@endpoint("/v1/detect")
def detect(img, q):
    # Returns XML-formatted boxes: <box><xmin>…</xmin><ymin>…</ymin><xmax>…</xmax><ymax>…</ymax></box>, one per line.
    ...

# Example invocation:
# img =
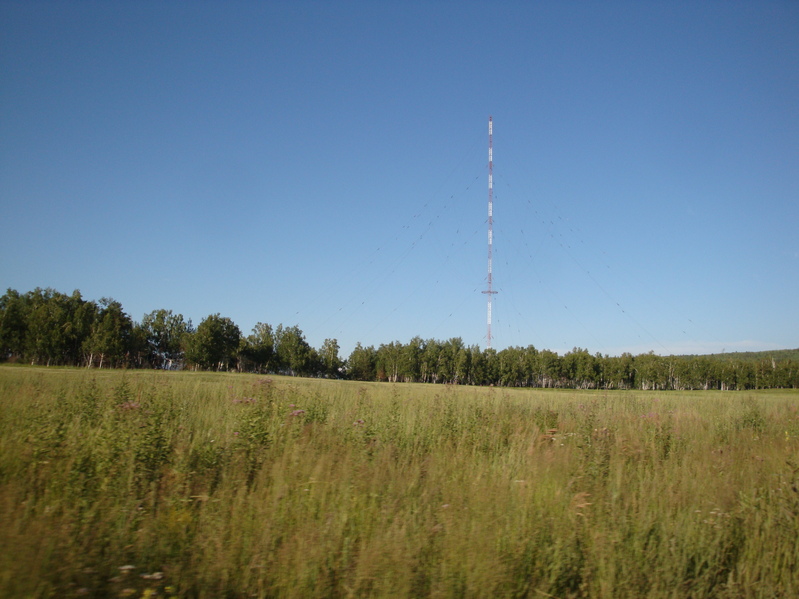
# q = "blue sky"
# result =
<box><xmin>1</xmin><ymin>1</ymin><xmax>797</xmax><ymax>358</ymax></box>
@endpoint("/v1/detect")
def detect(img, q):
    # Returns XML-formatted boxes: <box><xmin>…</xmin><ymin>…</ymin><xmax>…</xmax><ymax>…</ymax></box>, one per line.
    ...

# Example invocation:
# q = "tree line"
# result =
<box><xmin>0</xmin><ymin>288</ymin><xmax>340</xmax><ymax>376</ymax></box>
<box><xmin>1</xmin><ymin>288</ymin><xmax>796</xmax><ymax>390</ymax></box>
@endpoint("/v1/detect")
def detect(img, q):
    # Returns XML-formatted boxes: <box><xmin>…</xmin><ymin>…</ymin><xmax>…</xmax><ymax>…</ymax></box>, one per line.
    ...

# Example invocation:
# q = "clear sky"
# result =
<box><xmin>1</xmin><ymin>1</ymin><xmax>797</xmax><ymax>358</ymax></box>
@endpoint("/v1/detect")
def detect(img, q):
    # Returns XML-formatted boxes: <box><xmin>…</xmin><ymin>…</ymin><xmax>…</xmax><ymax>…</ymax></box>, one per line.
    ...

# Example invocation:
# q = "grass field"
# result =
<box><xmin>1</xmin><ymin>366</ymin><xmax>798</xmax><ymax>598</ymax></box>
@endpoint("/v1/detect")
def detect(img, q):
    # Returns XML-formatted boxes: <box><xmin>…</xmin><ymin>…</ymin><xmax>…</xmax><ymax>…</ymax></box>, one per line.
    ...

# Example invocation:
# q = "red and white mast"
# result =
<box><xmin>483</xmin><ymin>116</ymin><xmax>497</xmax><ymax>349</ymax></box>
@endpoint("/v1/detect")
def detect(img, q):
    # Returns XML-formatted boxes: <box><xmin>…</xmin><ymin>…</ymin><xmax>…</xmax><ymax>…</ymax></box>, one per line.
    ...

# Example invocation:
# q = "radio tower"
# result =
<box><xmin>482</xmin><ymin>116</ymin><xmax>497</xmax><ymax>349</ymax></box>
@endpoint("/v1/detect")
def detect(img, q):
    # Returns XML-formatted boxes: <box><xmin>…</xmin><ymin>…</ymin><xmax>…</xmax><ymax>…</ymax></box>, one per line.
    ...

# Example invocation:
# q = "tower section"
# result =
<box><xmin>482</xmin><ymin>116</ymin><xmax>497</xmax><ymax>349</ymax></box>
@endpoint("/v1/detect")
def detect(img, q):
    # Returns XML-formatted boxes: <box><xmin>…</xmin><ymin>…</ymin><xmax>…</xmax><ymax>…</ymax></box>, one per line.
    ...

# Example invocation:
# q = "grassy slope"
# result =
<box><xmin>677</xmin><ymin>348</ymin><xmax>799</xmax><ymax>362</ymax></box>
<box><xmin>1</xmin><ymin>366</ymin><xmax>798</xmax><ymax>598</ymax></box>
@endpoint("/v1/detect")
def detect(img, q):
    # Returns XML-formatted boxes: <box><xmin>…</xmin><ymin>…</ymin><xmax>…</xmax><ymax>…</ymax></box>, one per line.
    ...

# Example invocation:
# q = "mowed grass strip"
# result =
<box><xmin>1</xmin><ymin>366</ymin><xmax>798</xmax><ymax>598</ymax></box>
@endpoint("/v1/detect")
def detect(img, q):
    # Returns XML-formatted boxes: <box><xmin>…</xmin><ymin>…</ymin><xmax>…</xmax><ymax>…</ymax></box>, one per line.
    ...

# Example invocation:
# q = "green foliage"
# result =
<box><xmin>2</xmin><ymin>287</ymin><xmax>798</xmax><ymax>390</ymax></box>
<box><xmin>347</xmin><ymin>342</ymin><xmax>377</xmax><ymax>381</ymax></box>
<box><xmin>140</xmin><ymin>309</ymin><xmax>189</xmax><ymax>368</ymax></box>
<box><xmin>273</xmin><ymin>324</ymin><xmax>318</xmax><ymax>376</ymax></box>
<box><xmin>241</xmin><ymin>322</ymin><xmax>276</xmax><ymax>373</ymax></box>
<box><xmin>319</xmin><ymin>338</ymin><xmax>343</xmax><ymax>378</ymax></box>
<box><xmin>702</xmin><ymin>348</ymin><xmax>799</xmax><ymax>363</ymax></box>
<box><xmin>85</xmin><ymin>298</ymin><xmax>134</xmax><ymax>368</ymax></box>
<box><xmin>185</xmin><ymin>313</ymin><xmax>241</xmax><ymax>371</ymax></box>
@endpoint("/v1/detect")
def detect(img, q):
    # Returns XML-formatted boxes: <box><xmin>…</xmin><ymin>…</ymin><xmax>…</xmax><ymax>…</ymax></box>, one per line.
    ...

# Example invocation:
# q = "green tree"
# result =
<box><xmin>520</xmin><ymin>345</ymin><xmax>539</xmax><ymax>387</ymax></box>
<box><xmin>86</xmin><ymin>298</ymin><xmax>133</xmax><ymax>368</ymax></box>
<box><xmin>604</xmin><ymin>353</ymin><xmax>634</xmax><ymax>389</ymax></box>
<box><xmin>274</xmin><ymin>324</ymin><xmax>314</xmax><ymax>376</ymax></box>
<box><xmin>376</xmin><ymin>341</ymin><xmax>402</xmax><ymax>382</ymax></box>
<box><xmin>140</xmin><ymin>309</ymin><xmax>189</xmax><ymax>368</ymax></box>
<box><xmin>538</xmin><ymin>349</ymin><xmax>561</xmax><ymax>388</ymax></box>
<box><xmin>437</xmin><ymin>338</ymin><xmax>466</xmax><ymax>384</ymax></box>
<box><xmin>420</xmin><ymin>339</ymin><xmax>441</xmax><ymax>383</ymax></box>
<box><xmin>562</xmin><ymin>348</ymin><xmax>599</xmax><ymax>389</ymax></box>
<box><xmin>634</xmin><ymin>352</ymin><xmax>669</xmax><ymax>390</ymax></box>
<box><xmin>242</xmin><ymin>322</ymin><xmax>276</xmax><ymax>373</ymax></box>
<box><xmin>25</xmin><ymin>288</ymin><xmax>89</xmax><ymax>366</ymax></box>
<box><xmin>2</xmin><ymin>288</ymin><xmax>98</xmax><ymax>366</ymax></box>
<box><xmin>67</xmin><ymin>291</ymin><xmax>98</xmax><ymax>366</ymax></box>
<box><xmin>347</xmin><ymin>343</ymin><xmax>376</xmax><ymax>381</ymax></box>
<box><xmin>399</xmin><ymin>336</ymin><xmax>423</xmax><ymax>382</ymax></box>
<box><xmin>0</xmin><ymin>289</ymin><xmax>29</xmax><ymax>361</ymax></box>
<box><xmin>185</xmin><ymin>314</ymin><xmax>241</xmax><ymax>371</ymax></box>
<box><xmin>483</xmin><ymin>348</ymin><xmax>499</xmax><ymax>385</ymax></box>
<box><xmin>497</xmin><ymin>346</ymin><xmax>524</xmax><ymax>386</ymax></box>
<box><xmin>468</xmin><ymin>345</ymin><xmax>487</xmax><ymax>385</ymax></box>
<box><xmin>128</xmin><ymin>322</ymin><xmax>150</xmax><ymax>368</ymax></box>
<box><xmin>319</xmin><ymin>338</ymin><xmax>343</xmax><ymax>378</ymax></box>
<box><xmin>454</xmin><ymin>346</ymin><xmax>471</xmax><ymax>384</ymax></box>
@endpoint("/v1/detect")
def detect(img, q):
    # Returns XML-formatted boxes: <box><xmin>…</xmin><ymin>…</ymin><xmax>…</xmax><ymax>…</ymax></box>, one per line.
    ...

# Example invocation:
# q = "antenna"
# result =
<box><xmin>482</xmin><ymin>116</ymin><xmax>497</xmax><ymax>349</ymax></box>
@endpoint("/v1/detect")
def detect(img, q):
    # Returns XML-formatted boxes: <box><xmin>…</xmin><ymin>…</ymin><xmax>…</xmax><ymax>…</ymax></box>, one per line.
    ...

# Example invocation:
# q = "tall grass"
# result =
<box><xmin>1</xmin><ymin>366</ymin><xmax>798</xmax><ymax>598</ymax></box>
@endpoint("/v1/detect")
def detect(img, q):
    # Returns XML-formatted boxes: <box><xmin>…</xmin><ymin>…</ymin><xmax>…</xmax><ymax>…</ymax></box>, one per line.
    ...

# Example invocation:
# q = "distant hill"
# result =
<box><xmin>678</xmin><ymin>348</ymin><xmax>799</xmax><ymax>363</ymax></box>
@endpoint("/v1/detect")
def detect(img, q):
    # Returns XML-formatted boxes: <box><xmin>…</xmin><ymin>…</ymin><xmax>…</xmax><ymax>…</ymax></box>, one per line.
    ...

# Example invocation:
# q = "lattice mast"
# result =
<box><xmin>482</xmin><ymin>116</ymin><xmax>497</xmax><ymax>349</ymax></box>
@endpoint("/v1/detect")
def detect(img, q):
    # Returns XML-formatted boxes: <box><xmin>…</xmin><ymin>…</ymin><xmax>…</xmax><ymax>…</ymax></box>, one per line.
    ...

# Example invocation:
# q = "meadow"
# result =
<box><xmin>1</xmin><ymin>366</ymin><xmax>798</xmax><ymax>598</ymax></box>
